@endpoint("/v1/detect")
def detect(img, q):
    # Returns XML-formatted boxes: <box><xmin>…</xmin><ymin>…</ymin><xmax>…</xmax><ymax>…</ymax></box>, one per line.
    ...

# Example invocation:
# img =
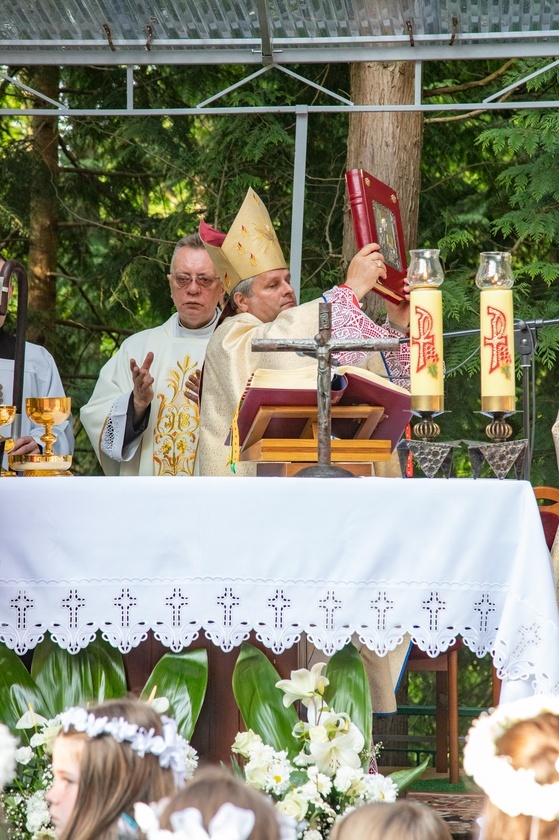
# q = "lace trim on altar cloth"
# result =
<box><xmin>324</xmin><ymin>286</ymin><xmax>410</xmax><ymax>389</ymax></box>
<box><xmin>2</xmin><ymin>579</ymin><xmax>558</xmax><ymax>699</ymax></box>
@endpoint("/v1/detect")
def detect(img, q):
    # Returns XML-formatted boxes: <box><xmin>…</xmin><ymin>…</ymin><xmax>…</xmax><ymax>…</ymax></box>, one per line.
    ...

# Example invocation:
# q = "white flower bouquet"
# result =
<box><xmin>1</xmin><ymin>710</ymin><xmax>60</xmax><ymax>840</ymax></box>
<box><xmin>231</xmin><ymin>643</ymin><xmax>426</xmax><ymax>839</ymax></box>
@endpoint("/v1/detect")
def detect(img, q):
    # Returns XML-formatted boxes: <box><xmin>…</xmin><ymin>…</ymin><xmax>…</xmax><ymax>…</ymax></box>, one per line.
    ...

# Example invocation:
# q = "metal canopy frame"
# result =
<box><xmin>2</xmin><ymin>1</ymin><xmax>559</xmax><ymax>296</ymax></box>
<box><xmin>1</xmin><ymin>1</ymin><xmax>558</xmax><ymax>115</ymax></box>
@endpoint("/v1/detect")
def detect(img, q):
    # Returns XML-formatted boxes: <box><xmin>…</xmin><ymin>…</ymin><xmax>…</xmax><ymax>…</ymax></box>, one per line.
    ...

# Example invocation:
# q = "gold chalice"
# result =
<box><xmin>9</xmin><ymin>397</ymin><xmax>73</xmax><ymax>475</ymax></box>
<box><xmin>0</xmin><ymin>404</ymin><xmax>17</xmax><ymax>476</ymax></box>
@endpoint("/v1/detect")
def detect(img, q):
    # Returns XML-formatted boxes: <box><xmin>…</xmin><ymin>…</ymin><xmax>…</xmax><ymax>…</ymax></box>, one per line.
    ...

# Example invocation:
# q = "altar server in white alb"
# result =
<box><xmin>0</xmin><ymin>258</ymin><xmax>74</xmax><ymax>461</ymax></box>
<box><xmin>80</xmin><ymin>234</ymin><xmax>224</xmax><ymax>476</ymax></box>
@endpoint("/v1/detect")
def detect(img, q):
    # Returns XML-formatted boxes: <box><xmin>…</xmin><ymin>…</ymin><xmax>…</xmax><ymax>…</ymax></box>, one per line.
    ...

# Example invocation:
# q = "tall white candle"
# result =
<box><xmin>476</xmin><ymin>253</ymin><xmax>516</xmax><ymax>413</ymax></box>
<box><xmin>408</xmin><ymin>249</ymin><xmax>445</xmax><ymax>412</ymax></box>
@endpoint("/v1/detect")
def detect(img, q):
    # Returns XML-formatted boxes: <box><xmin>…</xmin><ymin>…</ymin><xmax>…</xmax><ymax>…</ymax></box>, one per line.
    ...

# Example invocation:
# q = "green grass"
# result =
<box><xmin>409</xmin><ymin>776</ymin><xmax>481</xmax><ymax>794</ymax></box>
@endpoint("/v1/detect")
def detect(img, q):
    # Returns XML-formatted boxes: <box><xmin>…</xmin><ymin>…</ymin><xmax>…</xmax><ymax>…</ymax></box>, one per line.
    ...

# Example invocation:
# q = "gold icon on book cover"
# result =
<box><xmin>372</xmin><ymin>200</ymin><xmax>402</xmax><ymax>271</ymax></box>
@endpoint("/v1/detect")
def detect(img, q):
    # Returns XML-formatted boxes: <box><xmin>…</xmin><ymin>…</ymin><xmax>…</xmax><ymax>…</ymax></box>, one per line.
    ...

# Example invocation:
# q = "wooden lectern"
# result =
<box><xmin>239</xmin><ymin>403</ymin><xmax>392</xmax><ymax>476</ymax></box>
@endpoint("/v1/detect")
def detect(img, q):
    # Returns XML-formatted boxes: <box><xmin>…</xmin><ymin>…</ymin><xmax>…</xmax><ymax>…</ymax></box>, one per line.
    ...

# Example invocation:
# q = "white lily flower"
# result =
<box><xmin>275</xmin><ymin>663</ymin><xmax>329</xmax><ymax>708</ymax></box>
<box><xmin>305</xmin><ymin>726</ymin><xmax>364</xmax><ymax>776</ymax></box>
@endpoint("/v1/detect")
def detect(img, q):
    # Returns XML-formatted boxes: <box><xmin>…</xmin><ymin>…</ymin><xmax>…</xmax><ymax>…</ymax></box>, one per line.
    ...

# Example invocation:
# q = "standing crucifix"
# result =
<box><xmin>251</xmin><ymin>301</ymin><xmax>400</xmax><ymax>476</ymax></box>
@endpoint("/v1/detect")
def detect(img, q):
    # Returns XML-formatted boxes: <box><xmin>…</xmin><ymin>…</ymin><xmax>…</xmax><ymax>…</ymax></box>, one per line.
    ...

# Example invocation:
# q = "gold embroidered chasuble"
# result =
<box><xmin>80</xmin><ymin>313</ymin><xmax>216</xmax><ymax>476</ymax></box>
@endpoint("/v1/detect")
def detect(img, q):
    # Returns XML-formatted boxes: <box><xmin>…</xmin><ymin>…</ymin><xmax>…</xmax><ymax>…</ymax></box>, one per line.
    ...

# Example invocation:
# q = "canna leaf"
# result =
<box><xmin>140</xmin><ymin>649</ymin><xmax>208</xmax><ymax>742</ymax></box>
<box><xmin>31</xmin><ymin>633</ymin><xmax>127</xmax><ymax>714</ymax></box>
<box><xmin>232</xmin><ymin>643</ymin><xmax>299</xmax><ymax>758</ymax></box>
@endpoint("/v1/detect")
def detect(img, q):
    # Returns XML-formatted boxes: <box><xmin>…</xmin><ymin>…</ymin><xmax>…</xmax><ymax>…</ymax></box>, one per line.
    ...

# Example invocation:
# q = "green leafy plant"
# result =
<box><xmin>0</xmin><ymin>636</ymin><xmax>209</xmax><ymax>840</ymax></box>
<box><xmin>231</xmin><ymin>643</ymin><xmax>427</xmax><ymax>838</ymax></box>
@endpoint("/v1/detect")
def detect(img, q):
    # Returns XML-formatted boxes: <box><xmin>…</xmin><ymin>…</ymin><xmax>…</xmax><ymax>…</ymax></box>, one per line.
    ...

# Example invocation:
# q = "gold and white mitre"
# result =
<box><xmin>199</xmin><ymin>188</ymin><xmax>287</xmax><ymax>294</ymax></box>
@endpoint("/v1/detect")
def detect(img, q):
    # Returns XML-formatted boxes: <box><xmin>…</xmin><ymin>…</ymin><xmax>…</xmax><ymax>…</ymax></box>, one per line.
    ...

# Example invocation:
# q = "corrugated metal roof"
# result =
<box><xmin>1</xmin><ymin>0</ymin><xmax>559</xmax><ymax>65</ymax></box>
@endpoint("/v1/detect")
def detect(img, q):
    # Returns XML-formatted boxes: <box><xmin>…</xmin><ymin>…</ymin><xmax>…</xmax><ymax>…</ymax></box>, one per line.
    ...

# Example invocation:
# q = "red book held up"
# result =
<box><xmin>232</xmin><ymin>365</ymin><xmax>411</xmax><ymax>452</ymax></box>
<box><xmin>346</xmin><ymin>169</ymin><xmax>408</xmax><ymax>304</ymax></box>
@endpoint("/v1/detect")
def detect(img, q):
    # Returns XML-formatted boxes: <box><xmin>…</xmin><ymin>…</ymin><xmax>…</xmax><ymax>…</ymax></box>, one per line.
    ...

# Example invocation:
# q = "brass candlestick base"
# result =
<box><xmin>413</xmin><ymin>411</ymin><xmax>441</xmax><ymax>442</ymax></box>
<box><xmin>466</xmin><ymin>410</ymin><xmax>527</xmax><ymax>479</ymax></box>
<box><xmin>9</xmin><ymin>397</ymin><xmax>73</xmax><ymax>476</ymax></box>
<box><xmin>485</xmin><ymin>411</ymin><xmax>513</xmax><ymax>442</ymax></box>
<box><xmin>397</xmin><ymin>410</ymin><xmax>460</xmax><ymax>479</ymax></box>
<box><xmin>0</xmin><ymin>405</ymin><xmax>17</xmax><ymax>477</ymax></box>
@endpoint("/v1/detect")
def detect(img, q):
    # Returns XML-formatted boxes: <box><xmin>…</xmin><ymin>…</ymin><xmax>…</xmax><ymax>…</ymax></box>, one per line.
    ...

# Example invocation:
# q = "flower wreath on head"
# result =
<box><xmin>134</xmin><ymin>801</ymin><xmax>298</xmax><ymax>840</ymax></box>
<box><xmin>59</xmin><ymin>706</ymin><xmax>197</xmax><ymax>787</ymax></box>
<box><xmin>463</xmin><ymin>695</ymin><xmax>559</xmax><ymax>822</ymax></box>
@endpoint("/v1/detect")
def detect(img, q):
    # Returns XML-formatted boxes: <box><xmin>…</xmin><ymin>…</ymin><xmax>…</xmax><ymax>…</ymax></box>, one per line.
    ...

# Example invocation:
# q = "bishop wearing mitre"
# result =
<box><xmin>197</xmin><ymin>187</ymin><xmax>410</xmax><ymax>478</ymax></box>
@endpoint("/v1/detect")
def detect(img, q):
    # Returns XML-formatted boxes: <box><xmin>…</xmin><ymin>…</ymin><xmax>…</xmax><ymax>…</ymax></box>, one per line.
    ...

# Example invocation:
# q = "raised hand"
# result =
<box><xmin>130</xmin><ymin>352</ymin><xmax>155</xmax><ymax>424</ymax></box>
<box><xmin>345</xmin><ymin>243</ymin><xmax>388</xmax><ymax>300</ymax></box>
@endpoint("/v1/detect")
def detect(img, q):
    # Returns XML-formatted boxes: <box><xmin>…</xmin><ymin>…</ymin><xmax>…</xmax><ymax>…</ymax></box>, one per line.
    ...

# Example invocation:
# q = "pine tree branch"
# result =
<box><xmin>56</xmin><ymin>317</ymin><xmax>135</xmax><ymax>336</ymax></box>
<box><xmin>54</xmin><ymin>267</ymin><xmax>107</xmax><ymax>325</ymax></box>
<box><xmin>58</xmin><ymin>220</ymin><xmax>122</xmax><ymax>227</ymax></box>
<box><xmin>60</xmin><ymin>166</ymin><xmax>165</xmax><ymax>179</ymax></box>
<box><xmin>425</xmin><ymin>60</ymin><xmax>516</xmax><ymax>97</ymax></box>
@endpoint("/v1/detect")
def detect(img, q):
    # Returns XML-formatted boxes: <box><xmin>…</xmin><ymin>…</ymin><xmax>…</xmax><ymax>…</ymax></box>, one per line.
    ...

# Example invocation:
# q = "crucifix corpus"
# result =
<box><xmin>251</xmin><ymin>301</ymin><xmax>400</xmax><ymax>477</ymax></box>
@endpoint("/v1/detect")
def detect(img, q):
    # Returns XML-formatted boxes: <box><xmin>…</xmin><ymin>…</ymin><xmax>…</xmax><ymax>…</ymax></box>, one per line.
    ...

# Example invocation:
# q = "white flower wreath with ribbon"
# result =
<box><xmin>134</xmin><ymin>801</ymin><xmax>298</xmax><ymax>840</ymax></box>
<box><xmin>134</xmin><ymin>802</ymin><xmax>255</xmax><ymax>840</ymax></box>
<box><xmin>463</xmin><ymin>695</ymin><xmax>559</xmax><ymax>821</ymax></box>
<box><xmin>59</xmin><ymin>706</ymin><xmax>196</xmax><ymax>786</ymax></box>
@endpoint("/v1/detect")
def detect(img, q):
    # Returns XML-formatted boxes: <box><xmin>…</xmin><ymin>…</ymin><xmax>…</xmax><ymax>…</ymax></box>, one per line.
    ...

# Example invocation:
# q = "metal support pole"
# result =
<box><xmin>126</xmin><ymin>66</ymin><xmax>134</xmax><ymax>111</ymax></box>
<box><xmin>290</xmin><ymin>107</ymin><xmax>308</xmax><ymax>302</ymax></box>
<box><xmin>414</xmin><ymin>60</ymin><xmax>422</xmax><ymax>106</ymax></box>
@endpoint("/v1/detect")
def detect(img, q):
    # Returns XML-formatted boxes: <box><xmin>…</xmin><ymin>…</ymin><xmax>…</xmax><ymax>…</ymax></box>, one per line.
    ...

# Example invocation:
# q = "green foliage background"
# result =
<box><xmin>1</xmin><ymin>59</ymin><xmax>558</xmax><ymax>478</ymax></box>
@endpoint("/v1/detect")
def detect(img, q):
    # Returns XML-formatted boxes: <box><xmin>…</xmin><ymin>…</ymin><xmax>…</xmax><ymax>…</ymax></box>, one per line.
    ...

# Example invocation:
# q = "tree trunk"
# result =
<box><xmin>27</xmin><ymin>65</ymin><xmax>60</xmax><ymax>347</ymax></box>
<box><xmin>344</xmin><ymin>61</ymin><xmax>423</xmax><ymax>320</ymax></box>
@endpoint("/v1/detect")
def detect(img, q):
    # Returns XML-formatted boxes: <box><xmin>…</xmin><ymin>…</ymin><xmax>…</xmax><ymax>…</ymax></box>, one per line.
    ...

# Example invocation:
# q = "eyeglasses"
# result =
<box><xmin>170</xmin><ymin>274</ymin><xmax>219</xmax><ymax>289</ymax></box>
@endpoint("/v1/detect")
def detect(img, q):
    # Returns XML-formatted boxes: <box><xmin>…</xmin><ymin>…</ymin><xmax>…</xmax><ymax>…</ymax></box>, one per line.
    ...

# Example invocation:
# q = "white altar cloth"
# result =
<box><xmin>1</xmin><ymin>476</ymin><xmax>558</xmax><ymax>702</ymax></box>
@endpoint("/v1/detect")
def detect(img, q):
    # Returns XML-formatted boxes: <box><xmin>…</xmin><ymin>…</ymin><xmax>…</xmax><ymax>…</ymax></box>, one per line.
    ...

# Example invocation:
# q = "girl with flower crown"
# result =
<box><xmin>46</xmin><ymin>698</ymin><xmax>195</xmax><ymax>840</ymax></box>
<box><xmin>464</xmin><ymin>696</ymin><xmax>559</xmax><ymax>840</ymax></box>
<box><xmin>135</xmin><ymin>765</ymin><xmax>290</xmax><ymax>840</ymax></box>
<box><xmin>329</xmin><ymin>801</ymin><xmax>451</xmax><ymax>840</ymax></box>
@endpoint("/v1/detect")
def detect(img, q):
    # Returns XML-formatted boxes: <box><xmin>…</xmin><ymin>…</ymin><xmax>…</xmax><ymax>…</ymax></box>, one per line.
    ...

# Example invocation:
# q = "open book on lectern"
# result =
<box><xmin>232</xmin><ymin>365</ymin><xmax>411</xmax><ymax>452</ymax></box>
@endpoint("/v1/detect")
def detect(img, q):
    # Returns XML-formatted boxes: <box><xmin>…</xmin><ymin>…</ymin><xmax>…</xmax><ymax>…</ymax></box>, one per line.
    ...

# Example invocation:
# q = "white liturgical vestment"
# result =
<box><xmin>80</xmin><ymin>312</ymin><xmax>218</xmax><ymax>476</ymax></box>
<box><xmin>0</xmin><ymin>340</ymin><xmax>74</xmax><ymax>463</ymax></box>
